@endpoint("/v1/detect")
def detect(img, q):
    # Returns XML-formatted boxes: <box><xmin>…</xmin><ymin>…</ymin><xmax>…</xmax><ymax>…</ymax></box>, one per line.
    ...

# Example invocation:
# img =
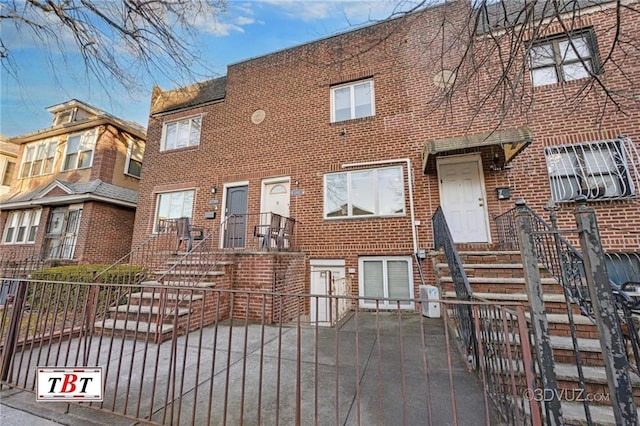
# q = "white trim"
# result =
<box><xmin>358</xmin><ymin>256</ymin><xmax>414</xmax><ymax>310</ymax></box>
<box><xmin>310</xmin><ymin>259</ymin><xmax>346</xmax><ymax>267</ymax></box>
<box><xmin>152</xmin><ymin>188</ymin><xmax>196</xmax><ymax>232</ymax></box>
<box><xmin>160</xmin><ymin>114</ymin><xmax>202</xmax><ymax>151</ymax></box>
<box><xmin>436</xmin><ymin>153</ymin><xmax>491</xmax><ymax>243</ymax></box>
<box><xmin>330</xmin><ymin>78</ymin><xmax>375</xmax><ymax>123</ymax></box>
<box><xmin>1</xmin><ymin>194</ymin><xmax>137</xmax><ymax>209</ymax></box>
<box><xmin>61</xmin><ymin>128</ymin><xmax>97</xmax><ymax>171</ymax></box>
<box><xmin>324</xmin><ymin>165</ymin><xmax>405</xmax><ymax>219</ymax></box>
<box><xmin>260</xmin><ymin>176</ymin><xmax>290</xmax><ymax>216</ymax></box>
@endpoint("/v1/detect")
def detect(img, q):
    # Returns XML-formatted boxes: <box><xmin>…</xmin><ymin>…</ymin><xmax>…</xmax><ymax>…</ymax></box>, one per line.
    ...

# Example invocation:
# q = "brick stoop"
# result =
<box><xmin>94</xmin><ymin>252</ymin><xmax>232</xmax><ymax>343</ymax></box>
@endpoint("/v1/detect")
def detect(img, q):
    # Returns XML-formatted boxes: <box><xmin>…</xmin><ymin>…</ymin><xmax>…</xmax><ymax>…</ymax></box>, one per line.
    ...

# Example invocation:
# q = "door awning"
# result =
<box><xmin>422</xmin><ymin>126</ymin><xmax>533</xmax><ymax>172</ymax></box>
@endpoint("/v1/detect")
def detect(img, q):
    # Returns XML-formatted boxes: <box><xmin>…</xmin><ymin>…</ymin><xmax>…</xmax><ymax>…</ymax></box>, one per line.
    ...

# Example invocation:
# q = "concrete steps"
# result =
<box><xmin>433</xmin><ymin>249</ymin><xmax>640</xmax><ymax>413</ymax></box>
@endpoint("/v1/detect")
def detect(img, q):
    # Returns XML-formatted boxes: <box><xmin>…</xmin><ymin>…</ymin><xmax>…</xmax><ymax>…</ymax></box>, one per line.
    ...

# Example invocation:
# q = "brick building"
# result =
<box><xmin>0</xmin><ymin>100</ymin><xmax>146</xmax><ymax>265</ymax></box>
<box><xmin>132</xmin><ymin>0</ymin><xmax>640</xmax><ymax>313</ymax></box>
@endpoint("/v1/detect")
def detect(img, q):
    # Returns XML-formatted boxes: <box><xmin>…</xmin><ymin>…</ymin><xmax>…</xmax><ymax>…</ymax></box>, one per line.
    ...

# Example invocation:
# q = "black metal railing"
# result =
<box><xmin>432</xmin><ymin>206</ymin><xmax>478</xmax><ymax>365</ymax></box>
<box><xmin>495</xmin><ymin>205</ymin><xmax>640</xmax><ymax>373</ymax></box>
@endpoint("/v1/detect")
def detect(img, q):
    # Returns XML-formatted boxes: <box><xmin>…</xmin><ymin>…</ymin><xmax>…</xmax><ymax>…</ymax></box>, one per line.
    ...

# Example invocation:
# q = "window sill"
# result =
<box><xmin>330</xmin><ymin>115</ymin><xmax>375</xmax><ymax>125</ymax></box>
<box><xmin>160</xmin><ymin>145</ymin><xmax>200</xmax><ymax>154</ymax></box>
<box><xmin>61</xmin><ymin>166</ymin><xmax>92</xmax><ymax>172</ymax></box>
<box><xmin>324</xmin><ymin>214</ymin><xmax>406</xmax><ymax>221</ymax></box>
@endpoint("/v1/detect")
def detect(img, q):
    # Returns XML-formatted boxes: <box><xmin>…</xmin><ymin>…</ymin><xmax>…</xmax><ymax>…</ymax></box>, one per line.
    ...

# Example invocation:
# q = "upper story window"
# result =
<box><xmin>324</xmin><ymin>166</ymin><xmax>405</xmax><ymax>219</ymax></box>
<box><xmin>20</xmin><ymin>138</ymin><xmax>57</xmax><ymax>178</ymax></box>
<box><xmin>125</xmin><ymin>139</ymin><xmax>144</xmax><ymax>178</ymax></box>
<box><xmin>3</xmin><ymin>209</ymin><xmax>41</xmax><ymax>244</ymax></box>
<box><xmin>545</xmin><ymin>138</ymin><xmax>637</xmax><ymax>202</ymax></box>
<box><xmin>53</xmin><ymin>109</ymin><xmax>75</xmax><ymax>126</ymax></box>
<box><xmin>529</xmin><ymin>30</ymin><xmax>598</xmax><ymax>87</ymax></box>
<box><xmin>161</xmin><ymin>116</ymin><xmax>201</xmax><ymax>151</ymax></box>
<box><xmin>62</xmin><ymin>129</ymin><xmax>97</xmax><ymax>171</ymax></box>
<box><xmin>154</xmin><ymin>189</ymin><xmax>195</xmax><ymax>231</ymax></box>
<box><xmin>331</xmin><ymin>79</ymin><xmax>375</xmax><ymax>122</ymax></box>
<box><xmin>2</xmin><ymin>161</ymin><xmax>15</xmax><ymax>187</ymax></box>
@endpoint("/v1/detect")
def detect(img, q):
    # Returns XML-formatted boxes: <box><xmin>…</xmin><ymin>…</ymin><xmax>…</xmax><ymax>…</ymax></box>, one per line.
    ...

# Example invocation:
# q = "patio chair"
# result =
<box><xmin>176</xmin><ymin>217</ymin><xmax>205</xmax><ymax>252</ymax></box>
<box><xmin>276</xmin><ymin>216</ymin><xmax>295</xmax><ymax>250</ymax></box>
<box><xmin>254</xmin><ymin>213</ymin><xmax>283</xmax><ymax>250</ymax></box>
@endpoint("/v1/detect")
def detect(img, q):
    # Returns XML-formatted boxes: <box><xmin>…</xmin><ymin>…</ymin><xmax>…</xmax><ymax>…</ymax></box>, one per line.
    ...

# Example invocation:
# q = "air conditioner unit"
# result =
<box><xmin>420</xmin><ymin>285</ymin><xmax>440</xmax><ymax>318</ymax></box>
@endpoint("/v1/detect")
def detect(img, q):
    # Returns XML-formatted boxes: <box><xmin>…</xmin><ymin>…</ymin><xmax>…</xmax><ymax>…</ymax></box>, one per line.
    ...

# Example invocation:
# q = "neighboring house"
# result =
<box><xmin>0</xmin><ymin>100</ymin><xmax>146</xmax><ymax>264</ymax></box>
<box><xmin>0</xmin><ymin>136</ymin><xmax>19</xmax><ymax>196</ymax></box>
<box><xmin>132</xmin><ymin>1</ymin><xmax>639</xmax><ymax>310</ymax></box>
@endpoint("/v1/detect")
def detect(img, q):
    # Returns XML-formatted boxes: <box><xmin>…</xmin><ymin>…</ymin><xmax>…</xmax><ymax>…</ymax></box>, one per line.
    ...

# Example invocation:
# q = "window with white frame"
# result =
<box><xmin>3</xmin><ymin>209</ymin><xmax>41</xmax><ymax>244</ymax></box>
<box><xmin>324</xmin><ymin>166</ymin><xmax>405</xmax><ymax>218</ymax></box>
<box><xmin>358</xmin><ymin>257</ymin><xmax>413</xmax><ymax>308</ymax></box>
<box><xmin>529</xmin><ymin>30</ymin><xmax>598</xmax><ymax>87</ymax></box>
<box><xmin>63</xmin><ymin>129</ymin><xmax>97</xmax><ymax>171</ymax></box>
<box><xmin>331</xmin><ymin>79</ymin><xmax>374</xmax><ymax>122</ymax></box>
<box><xmin>154</xmin><ymin>190</ymin><xmax>195</xmax><ymax>231</ymax></box>
<box><xmin>161</xmin><ymin>116</ymin><xmax>201</xmax><ymax>151</ymax></box>
<box><xmin>20</xmin><ymin>139</ymin><xmax>57</xmax><ymax>178</ymax></box>
<box><xmin>125</xmin><ymin>139</ymin><xmax>144</xmax><ymax>178</ymax></box>
<box><xmin>545</xmin><ymin>139</ymin><xmax>636</xmax><ymax>202</ymax></box>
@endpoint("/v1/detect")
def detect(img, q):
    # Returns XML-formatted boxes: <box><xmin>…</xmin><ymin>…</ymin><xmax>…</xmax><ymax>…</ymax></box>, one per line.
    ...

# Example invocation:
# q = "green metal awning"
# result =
<box><xmin>422</xmin><ymin>126</ymin><xmax>533</xmax><ymax>172</ymax></box>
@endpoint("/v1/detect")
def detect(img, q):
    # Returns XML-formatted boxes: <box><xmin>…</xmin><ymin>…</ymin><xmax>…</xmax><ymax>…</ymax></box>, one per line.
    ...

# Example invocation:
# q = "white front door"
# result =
<box><xmin>262</xmin><ymin>179</ymin><xmax>290</xmax><ymax>217</ymax></box>
<box><xmin>437</xmin><ymin>155</ymin><xmax>490</xmax><ymax>243</ymax></box>
<box><xmin>310</xmin><ymin>261</ymin><xmax>346</xmax><ymax>326</ymax></box>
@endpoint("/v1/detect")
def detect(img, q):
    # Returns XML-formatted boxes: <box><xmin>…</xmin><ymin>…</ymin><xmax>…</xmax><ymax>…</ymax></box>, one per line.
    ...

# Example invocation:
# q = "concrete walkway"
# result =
<box><xmin>1</xmin><ymin>313</ymin><xmax>498</xmax><ymax>425</ymax></box>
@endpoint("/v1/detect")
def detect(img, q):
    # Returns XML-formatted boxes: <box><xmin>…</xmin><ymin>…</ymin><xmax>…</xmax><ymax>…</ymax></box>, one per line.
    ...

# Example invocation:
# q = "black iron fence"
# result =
<box><xmin>0</xmin><ymin>277</ymin><xmax>542</xmax><ymax>425</ymax></box>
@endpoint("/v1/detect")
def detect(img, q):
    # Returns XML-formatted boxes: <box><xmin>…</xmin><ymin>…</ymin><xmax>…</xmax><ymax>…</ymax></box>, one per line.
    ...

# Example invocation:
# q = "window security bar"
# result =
<box><xmin>545</xmin><ymin>136</ymin><xmax>639</xmax><ymax>202</ymax></box>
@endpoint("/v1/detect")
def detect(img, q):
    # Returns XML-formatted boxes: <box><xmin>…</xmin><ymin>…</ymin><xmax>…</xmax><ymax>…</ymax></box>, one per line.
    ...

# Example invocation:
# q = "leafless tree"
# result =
<box><xmin>0</xmin><ymin>0</ymin><xmax>225</xmax><ymax>92</ymax></box>
<box><xmin>339</xmin><ymin>0</ymin><xmax>640</xmax><ymax>127</ymax></box>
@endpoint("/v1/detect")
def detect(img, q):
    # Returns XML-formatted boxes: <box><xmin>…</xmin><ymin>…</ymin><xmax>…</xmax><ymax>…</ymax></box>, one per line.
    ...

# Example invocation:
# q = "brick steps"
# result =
<box><xmin>97</xmin><ymin>253</ymin><xmax>232</xmax><ymax>342</ymax></box>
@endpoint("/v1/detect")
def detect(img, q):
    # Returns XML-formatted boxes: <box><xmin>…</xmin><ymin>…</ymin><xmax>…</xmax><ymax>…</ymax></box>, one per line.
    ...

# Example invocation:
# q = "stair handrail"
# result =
<box><xmin>432</xmin><ymin>206</ymin><xmax>478</xmax><ymax>364</ymax></box>
<box><xmin>495</xmin><ymin>204</ymin><xmax>640</xmax><ymax>373</ymax></box>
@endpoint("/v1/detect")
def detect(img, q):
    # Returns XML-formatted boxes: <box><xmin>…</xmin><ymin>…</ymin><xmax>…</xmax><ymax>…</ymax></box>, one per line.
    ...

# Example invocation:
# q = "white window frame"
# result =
<box><xmin>330</xmin><ymin>79</ymin><xmax>375</xmax><ymax>122</ymax></box>
<box><xmin>545</xmin><ymin>139</ymin><xmax>637</xmax><ymax>202</ymax></box>
<box><xmin>20</xmin><ymin>138</ymin><xmax>58</xmax><ymax>178</ymax></box>
<box><xmin>160</xmin><ymin>115</ymin><xmax>202</xmax><ymax>151</ymax></box>
<box><xmin>54</xmin><ymin>108</ymin><xmax>76</xmax><ymax>126</ymax></box>
<box><xmin>358</xmin><ymin>256</ymin><xmax>414</xmax><ymax>309</ymax></box>
<box><xmin>62</xmin><ymin>129</ymin><xmax>97</xmax><ymax>171</ymax></box>
<box><xmin>125</xmin><ymin>139</ymin><xmax>144</xmax><ymax>178</ymax></box>
<box><xmin>324</xmin><ymin>165</ymin><xmax>405</xmax><ymax>219</ymax></box>
<box><xmin>529</xmin><ymin>30</ymin><xmax>598</xmax><ymax>87</ymax></box>
<box><xmin>3</xmin><ymin>209</ymin><xmax>41</xmax><ymax>244</ymax></box>
<box><xmin>153</xmin><ymin>189</ymin><xmax>195</xmax><ymax>232</ymax></box>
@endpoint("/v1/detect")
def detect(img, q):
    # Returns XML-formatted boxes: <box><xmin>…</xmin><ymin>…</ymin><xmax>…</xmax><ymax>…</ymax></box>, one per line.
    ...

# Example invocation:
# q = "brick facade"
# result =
<box><xmin>134</xmin><ymin>2</ymin><xmax>640</xmax><ymax>299</ymax></box>
<box><xmin>0</xmin><ymin>101</ymin><xmax>146</xmax><ymax>266</ymax></box>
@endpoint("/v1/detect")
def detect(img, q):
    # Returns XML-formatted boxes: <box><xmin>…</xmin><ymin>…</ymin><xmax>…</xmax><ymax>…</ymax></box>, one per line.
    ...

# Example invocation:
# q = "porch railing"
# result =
<box><xmin>494</xmin><ymin>204</ymin><xmax>640</xmax><ymax>373</ymax></box>
<box><xmin>432</xmin><ymin>206</ymin><xmax>479</xmax><ymax>365</ymax></box>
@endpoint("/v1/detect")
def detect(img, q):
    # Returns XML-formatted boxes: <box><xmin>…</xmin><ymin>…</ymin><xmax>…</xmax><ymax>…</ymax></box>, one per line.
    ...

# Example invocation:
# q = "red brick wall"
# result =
<box><xmin>133</xmin><ymin>2</ymin><xmax>640</xmax><ymax>296</ymax></box>
<box><xmin>78</xmin><ymin>202</ymin><xmax>136</xmax><ymax>264</ymax></box>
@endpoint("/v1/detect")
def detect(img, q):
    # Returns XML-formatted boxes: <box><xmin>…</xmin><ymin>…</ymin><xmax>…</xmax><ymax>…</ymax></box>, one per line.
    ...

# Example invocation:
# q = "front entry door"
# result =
<box><xmin>224</xmin><ymin>185</ymin><xmax>248</xmax><ymax>248</ymax></box>
<box><xmin>437</xmin><ymin>156</ymin><xmax>490</xmax><ymax>243</ymax></box>
<box><xmin>262</xmin><ymin>180</ymin><xmax>290</xmax><ymax>218</ymax></box>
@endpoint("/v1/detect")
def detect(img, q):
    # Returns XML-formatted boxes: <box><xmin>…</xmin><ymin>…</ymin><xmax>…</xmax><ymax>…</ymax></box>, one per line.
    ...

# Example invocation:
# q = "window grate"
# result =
<box><xmin>545</xmin><ymin>136</ymin><xmax>639</xmax><ymax>202</ymax></box>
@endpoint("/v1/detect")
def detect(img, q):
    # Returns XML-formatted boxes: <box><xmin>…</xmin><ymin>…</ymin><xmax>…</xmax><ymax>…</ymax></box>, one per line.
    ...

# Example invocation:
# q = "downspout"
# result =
<box><xmin>341</xmin><ymin>158</ymin><xmax>419</xmax><ymax>255</ymax></box>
